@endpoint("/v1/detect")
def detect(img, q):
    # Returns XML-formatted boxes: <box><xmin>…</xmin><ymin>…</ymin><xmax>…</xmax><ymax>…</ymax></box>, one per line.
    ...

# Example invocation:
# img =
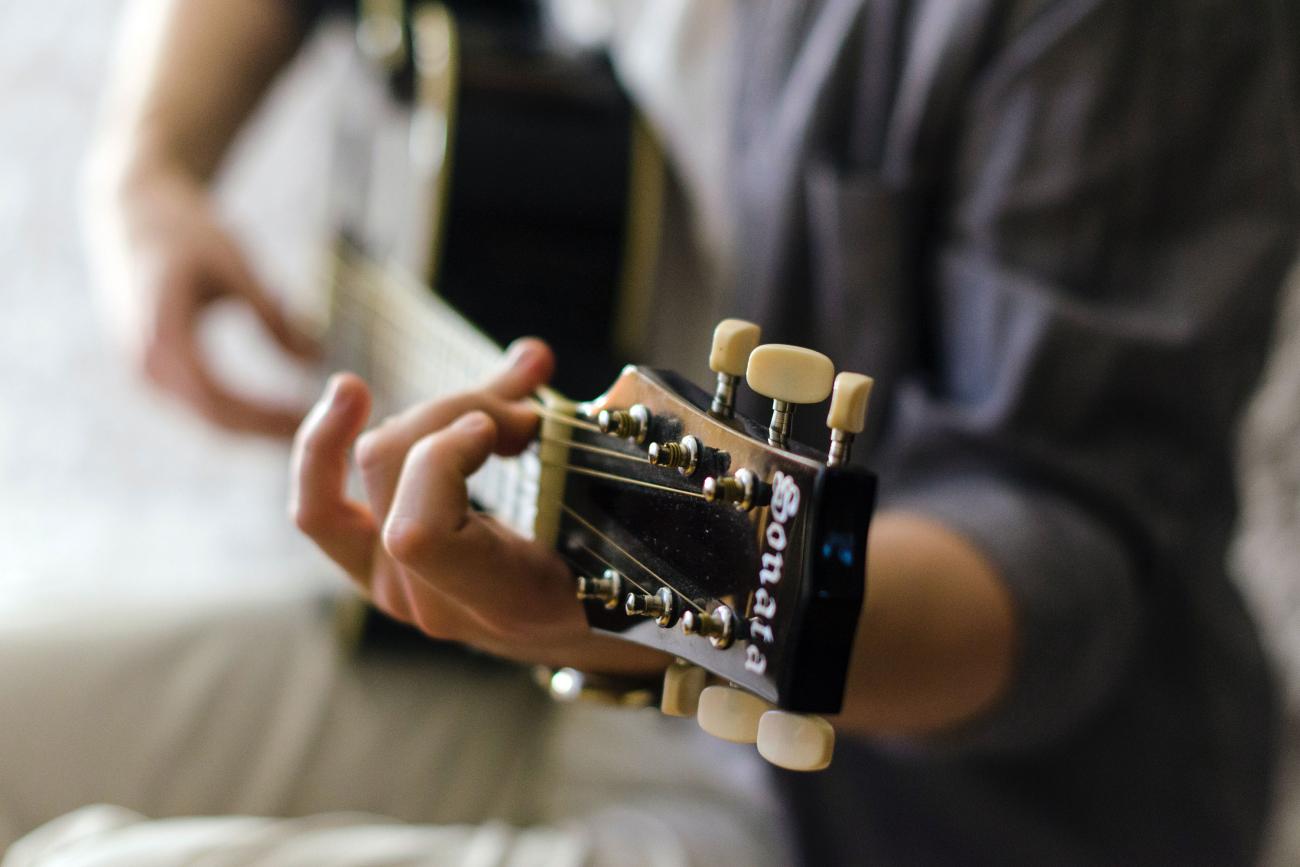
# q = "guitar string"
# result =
<box><xmin>575</xmin><ymin>544</ymin><xmax>653</xmax><ymax>595</ymax></box>
<box><xmin>333</xmin><ymin>273</ymin><xmax>714</xmax><ymax>618</ymax></box>
<box><xmin>331</xmin><ymin>321</ymin><xmax>533</xmax><ymax>524</ymax></box>
<box><xmin>335</xmin><ymin>297</ymin><xmax>678</xmax><ymax>502</ymax></box>
<box><xmin>342</xmin><ymin>272</ymin><xmax>500</xmax><ymax>396</ymax></box>
<box><xmin>332</xmin><ymin>275</ymin><xmax>572</xmax><ymax>435</ymax></box>
<box><xmin>475</xmin><ymin>502</ymin><xmax>663</xmax><ymax>603</ymax></box>
<box><xmin>333</xmin><ymin>301</ymin><xmax>484</xmax><ymax>404</ymax></box>
<box><xmin>539</xmin><ymin>436</ymin><xmax>648</xmax><ymax>464</ymax></box>
<box><xmin>334</xmin><ymin>290</ymin><xmax>603</xmax><ymax>437</ymax></box>
<box><xmin>355</xmin><ymin>329</ymin><xmax>533</xmax><ymax>521</ymax></box>
<box><xmin>333</xmin><ymin>272</ymin><xmax>711</xmax><ymax>545</ymax></box>
<box><xmin>559</xmin><ymin>549</ymin><xmax>654</xmax><ymax>598</ymax></box>
<box><xmin>541</xmin><ymin>460</ymin><xmax>706</xmax><ymax>500</ymax></box>
<box><xmin>559</xmin><ymin>504</ymin><xmax>705</xmax><ymax>613</ymax></box>
<box><xmin>529</xmin><ymin>405</ymin><xmax>602</xmax><ymax>433</ymax></box>
<box><xmin>332</xmin><ymin>265</ymin><xmax>539</xmax><ymax>522</ymax></box>
<box><xmin>344</xmin><ymin>327</ymin><xmax>601</xmax><ymax>440</ymax></box>
<box><xmin>335</xmin><ymin>312</ymin><xmax>709</xmax><ymax>529</ymax></box>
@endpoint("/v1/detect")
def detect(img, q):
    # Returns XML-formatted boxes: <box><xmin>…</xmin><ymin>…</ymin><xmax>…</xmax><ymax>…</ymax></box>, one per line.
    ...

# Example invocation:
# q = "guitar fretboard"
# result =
<box><xmin>324</xmin><ymin>240</ymin><xmax>542</xmax><ymax>538</ymax></box>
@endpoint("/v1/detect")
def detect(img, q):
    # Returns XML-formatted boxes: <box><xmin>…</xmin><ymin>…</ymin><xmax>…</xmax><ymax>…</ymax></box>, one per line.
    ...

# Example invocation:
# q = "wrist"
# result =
<box><xmin>84</xmin><ymin>127</ymin><xmax>203</xmax><ymax>212</ymax></box>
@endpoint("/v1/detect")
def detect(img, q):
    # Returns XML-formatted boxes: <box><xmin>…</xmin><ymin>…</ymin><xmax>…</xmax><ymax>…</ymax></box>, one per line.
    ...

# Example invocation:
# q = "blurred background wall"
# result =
<box><xmin>0</xmin><ymin>1</ymin><xmax>347</xmax><ymax>611</ymax></box>
<box><xmin>1</xmin><ymin>0</ymin><xmax>1298</xmax><ymax>861</ymax></box>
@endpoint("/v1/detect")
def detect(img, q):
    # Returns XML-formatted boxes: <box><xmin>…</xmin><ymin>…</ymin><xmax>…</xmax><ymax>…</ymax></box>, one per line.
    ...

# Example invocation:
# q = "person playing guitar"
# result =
<box><xmin>13</xmin><ymin>0</ymin><xmax>1296</xmax><ymax>864</ymax></box>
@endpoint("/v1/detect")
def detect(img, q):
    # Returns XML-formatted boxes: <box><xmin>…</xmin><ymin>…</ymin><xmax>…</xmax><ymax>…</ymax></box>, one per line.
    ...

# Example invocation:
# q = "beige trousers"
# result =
<box><xmin>0</xmin><ymin>591</ymin><xmax>791</xmax><ymax>865</ymax></box>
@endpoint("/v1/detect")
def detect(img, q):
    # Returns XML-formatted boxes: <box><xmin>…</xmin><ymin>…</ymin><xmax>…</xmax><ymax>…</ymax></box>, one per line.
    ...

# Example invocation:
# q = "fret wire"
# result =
<box><xmin>368</xmin><ymin>313</ymin><xmax>484</xmax><ymax>397</ymax></box>
<box><xmin>356</xmin><ymin>280</ymin><xmax>490</xmax><ymax>373</ymax></box>
<box><xmin>366</xmin><ymin>317</ymin><xmax>491</xmax><ymax>407</ymax></box>
<box><xmin>334</xmin><ymin>263</ymin><xmax>711</xmax><ymax>607</ymax></box>
<box><xmin>559</xmin><ymin>504</ymin><xmax>705</xmax><ymax>613</ymax></box>
<box><xmin>363</xmin><ymin>349</ymin><xmax>539</xmax><ymax>525</ymax></box>
<box><xmin>341</xmin><ymin>273</ymin><xmax>503</xmax><ymax>398</ymax></box>
<box><xmin>369</xmin><ymin>350</ymin><xmax>531</xmax><ymax>521</ymax></box>
<box><xmin>328</xmin><ymin>256</ymin><xmax>552</xmax><ymax>532</ymax></box>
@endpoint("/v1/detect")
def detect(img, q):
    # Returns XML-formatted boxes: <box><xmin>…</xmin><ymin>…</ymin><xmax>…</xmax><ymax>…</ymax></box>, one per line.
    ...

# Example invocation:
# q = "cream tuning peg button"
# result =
<box><xmin>710</xmin><ymin>319</ymin><xmax>762</xmax><ymax>377</ymax></box>
<box><xmin>756</xmin><ymin>710</ymin><xmax>835</xmax><ymax>772</ymax></box>
<box><xmin>696</xmin><ymin>685</ymin><xmax>772</xmax><ymax>743</ymax></box>
<box><xmin>747</xmin><ymin>344</ymin><xmax>836</xmax><ymax>405</ymax></box>
<box><xmin>825</xmin><ymin>372</ymin><xmax>874</xmax><ymax>467</ymax></box>
<box><xmin>661</xmin><ymin>660</ymin><xmax>708</xmax><ymax>718</ymax></box>
<box><xmin>708</xmin><ymin>319</ymin><xmax>761</xmax><ymax>418</ymax></box>
<box><xmin>746</xmin><ymin>344</ymin><xmax>835</xmax><ymax>449</ymax></box>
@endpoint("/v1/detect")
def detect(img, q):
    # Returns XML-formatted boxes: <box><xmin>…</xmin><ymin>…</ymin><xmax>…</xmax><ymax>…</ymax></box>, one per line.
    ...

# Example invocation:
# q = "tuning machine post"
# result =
<box><xmin>702</xmin><ymin>467</ymin><xmax>766</xmax><ymax>512</ymax></box>
<box><xmin>576</xmin><ymin>569</ymin><xmax>627</xmax><ymax>610</ymax></box>
<box><xmin>746</xmin><ymin>344</ymin><xmax>835</xmax><ymax>450</ymax></box>
<box><xmin>625</xmin><ymin>587</ymin><xmax>678</xmax><ymax>627</ymax></box>
<box><xmin>647</xmin><ymin>435</ymin><xmax>700</xmax><ymax>476</ymax></box>
<box><xmin>597</xmin><ymin>404</ymin><xmax>651</xmax><ymax>444</ymax></box>
<box><xmin>826</xmin><ymin>372</ymin><xmax>874</xmax><ymax>467</ymax></box>
<box><xmin>708</xmin><ymin>319</ymin><xmax>761</xmax><ymax>419</ymax></box>
<box><xmin>681</xmin><ymin>604</ymin><xmax>736</xmax><ymax>649</ymax></box>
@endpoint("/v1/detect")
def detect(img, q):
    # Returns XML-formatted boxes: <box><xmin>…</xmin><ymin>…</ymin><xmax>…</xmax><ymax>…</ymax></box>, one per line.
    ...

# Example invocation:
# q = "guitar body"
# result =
<box><xmin>340</xmin><ymin>0</ymin><xmax>639</xmax><ymax>397</ymax></box>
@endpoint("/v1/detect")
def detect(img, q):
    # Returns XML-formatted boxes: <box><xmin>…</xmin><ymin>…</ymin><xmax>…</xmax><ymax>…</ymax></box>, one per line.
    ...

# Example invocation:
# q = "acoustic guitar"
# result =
<box><xmin>323</xmin><ymin>0</ymin><xmax>878</xmax><ymax>773</ymax></box>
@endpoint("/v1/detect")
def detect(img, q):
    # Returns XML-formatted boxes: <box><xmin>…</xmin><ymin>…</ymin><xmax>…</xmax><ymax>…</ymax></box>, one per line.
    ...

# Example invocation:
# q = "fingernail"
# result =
<box><xmin>324</xmin><ymin>373</ymin><xmax>353</xmax><ymax>410</ymax></box>
<box><xmin>456</xmin><ymin>411</ymin><xmax>492</xmax><ymax>434</ymax></box>
<box><xmin>504</xmin><ymin>339</ymin><xmax>538</xmax><ymax>369</ymax></box>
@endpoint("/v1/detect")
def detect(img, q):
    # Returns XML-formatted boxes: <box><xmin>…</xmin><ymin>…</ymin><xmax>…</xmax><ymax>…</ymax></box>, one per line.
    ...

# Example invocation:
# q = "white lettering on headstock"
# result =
<box><xmin>745</xmin><ymin>471</ymin><xmax>801</xmax><ymax>676</ymax></box>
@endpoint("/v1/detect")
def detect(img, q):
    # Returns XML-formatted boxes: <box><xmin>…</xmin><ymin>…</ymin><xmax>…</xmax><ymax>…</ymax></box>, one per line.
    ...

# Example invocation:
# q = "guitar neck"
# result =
<box><xmin>324</xmin><ymin>240</ymin><xmax>543</xmax><ymax>538</ymax></box>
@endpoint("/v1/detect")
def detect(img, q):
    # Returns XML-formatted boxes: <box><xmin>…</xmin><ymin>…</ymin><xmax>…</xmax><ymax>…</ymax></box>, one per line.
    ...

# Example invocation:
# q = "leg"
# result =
<box><xmin>0</xmin><ymin>592</ymin><xmax>793</xmax><ymax>864</ymax></box>
<box><xmin>0</xmin><ymin>591</ymin><xmax>547</xmax><ymax>848</ymax></box>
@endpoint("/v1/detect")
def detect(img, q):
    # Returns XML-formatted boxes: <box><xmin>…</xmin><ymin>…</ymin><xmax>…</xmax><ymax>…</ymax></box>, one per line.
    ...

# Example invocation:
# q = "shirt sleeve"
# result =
<box><xmin>877</xmin><ymin>0</ymin><xmax>1299</xmax><ymax>754</ymax></box>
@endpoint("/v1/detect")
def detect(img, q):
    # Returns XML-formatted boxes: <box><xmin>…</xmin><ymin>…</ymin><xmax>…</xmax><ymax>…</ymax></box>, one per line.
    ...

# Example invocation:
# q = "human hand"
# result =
<box><xmin>86</xmin><ymin>163</ymin><xmax>317</xmax><ymax>437</ymax></box>
<box><xmin>289</xmin><ymin>339</ymin><xmax>667</xmax><ymax>674</ymax></box>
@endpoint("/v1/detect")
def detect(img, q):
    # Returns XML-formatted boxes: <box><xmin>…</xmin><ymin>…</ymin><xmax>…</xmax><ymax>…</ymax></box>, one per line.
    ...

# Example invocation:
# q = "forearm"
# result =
<box><xmin>836</xmin><ymin>511</ymin><xmax>1017</xmax><ymax>738</ymax></box>
<box><xmin>89</xmin><ymin>0</ymin><xmax>305</xmax><ymax>191</ymax></box>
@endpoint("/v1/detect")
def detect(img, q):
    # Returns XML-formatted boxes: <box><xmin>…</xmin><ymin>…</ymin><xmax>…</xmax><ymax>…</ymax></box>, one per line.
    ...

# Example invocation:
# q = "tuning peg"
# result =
<box><xmin>660</xmin><ymin>660</ymin><xmax>708</xmax><ymax>717</ymax></box>
<box><xmin>746</xmin><ymin>344</ymin><xmax>835</xmax><ymax>449</ymax></box>
<box><xmin>825</xmin><ymin>372</ymin><xmax>874</xmax><ymax>467</ymax></box>
<box><xmin>708</xmin><ymin>319</ymin><xmax>761</xmax><ymax>418</ymax></box>
<box><xmin>625</xmin><ymin>588</ymin><xmax>678</xmax><ymax>627</ymax></box>
<box><xmin>647</xmin><ymin>435</ymin><xmax>700</xmax><ymax>476</ymax></box>
<box><xmin>576</xmin><ymin>569</ymin><xmax>626</xmax><ymax>610</ymax></box>
<box><xmin>597</xmin><ymin>404</ymin><xmax>651</xmax><ymax>444</ymax></box>
<box><xmin>756</xmin><ymin>711</ymin><xmax>835</xmax><ymax>772</ymax></box>
<box><xmin>697</xmin><ymin>685</ymin><xmax>773</xmax><ymax>743</ymax></box>
<box><xmin>702</xmin><ymin>467</ymin><xmax>765</xmax><ymax>511</ymax></box>
<box><xmin>681</xmin><ymin>604</ymin><xmax>736</xmax><ymax>649</ymax></box>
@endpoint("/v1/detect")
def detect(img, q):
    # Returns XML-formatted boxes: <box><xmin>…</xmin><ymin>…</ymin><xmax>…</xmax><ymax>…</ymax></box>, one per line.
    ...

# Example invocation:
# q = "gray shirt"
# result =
<box><xmin>729</xmin><ymin>0</ymin><xmax>1298</xmax><ymax>863</ymax></box>
<box><xmin>291</xmin><ymin>0</ymin><xmax>1298</xmax><ymax>862</ymax></box>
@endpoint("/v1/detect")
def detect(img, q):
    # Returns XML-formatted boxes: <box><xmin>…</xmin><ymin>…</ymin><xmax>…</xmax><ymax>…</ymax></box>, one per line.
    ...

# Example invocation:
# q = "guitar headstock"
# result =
<box><xmin>541</xmin><ymin>320</ymin><xmax>878</xmax><ymax>771</ymax></box>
